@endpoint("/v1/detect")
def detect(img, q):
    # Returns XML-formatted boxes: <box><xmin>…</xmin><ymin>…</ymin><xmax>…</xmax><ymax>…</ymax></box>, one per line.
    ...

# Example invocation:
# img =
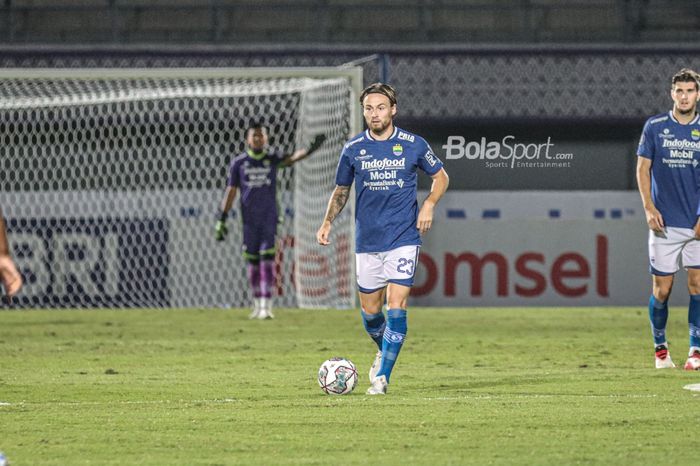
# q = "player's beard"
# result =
<box><xmin>677</xmin><ymin>104</ymin><xmax>697</xmax><ymax>116</ymax></box>
<box><xmin>369</xmin><ymin>118</ymin><xmax>393</xmax><ymax>137</ymax></box>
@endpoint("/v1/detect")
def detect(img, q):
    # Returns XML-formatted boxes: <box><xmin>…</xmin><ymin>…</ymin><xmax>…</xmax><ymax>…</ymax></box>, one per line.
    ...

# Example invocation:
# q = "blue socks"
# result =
<box><xmin>689</xmin><ymin>294</ymin><xmax>700</xmax><ymax>349</ymax></box>
<box><xmin>649</xmin><ymin>295</ymin><xmax>669</xmax><ymax>345</ymax></box>
<box><xmin>376</xmin><ymin>309</ymin><xmax>407</xmax><ymax>383</ymax></box>
<box><xmin>361</xmin><ymin>309</ymin><xmax>386</xmax><ymax>350</ymax></box>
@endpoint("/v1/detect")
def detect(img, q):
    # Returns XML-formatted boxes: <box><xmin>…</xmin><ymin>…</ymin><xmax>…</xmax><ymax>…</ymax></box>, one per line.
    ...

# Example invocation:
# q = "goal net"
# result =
<box><xmin>0</xmin><ymin>68</ymin><xmax>360</xmax><ymax>309</ymax></box>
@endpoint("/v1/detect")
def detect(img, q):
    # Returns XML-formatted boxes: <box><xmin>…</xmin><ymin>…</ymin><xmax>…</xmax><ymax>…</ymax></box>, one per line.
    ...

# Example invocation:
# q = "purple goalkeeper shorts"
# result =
<box><xmin>242</xmin><ymin>222</ymin><xmax>277</xmax><ymax>258</ymax></box>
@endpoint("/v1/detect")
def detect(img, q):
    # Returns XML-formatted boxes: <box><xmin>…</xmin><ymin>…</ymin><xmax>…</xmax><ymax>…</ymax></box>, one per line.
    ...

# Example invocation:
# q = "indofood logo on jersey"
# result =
<box><xmin>362</xmin><ymin>158</ymin><xmax>406</xmax><ymax>191</ymax></box>
<box><xmin>662</xmin><ymin>138</ymin><xmax>700</xmax><ymax>164</ymax></box>
<box><xmin>662</xmin><ymin>139</ymin><xmax>700</xmax><ymax>150</ymax></box>
<box><xmin>361</xmin><ymin>158</ymin><xmax>406</xmax><ymax>171</ymax></box>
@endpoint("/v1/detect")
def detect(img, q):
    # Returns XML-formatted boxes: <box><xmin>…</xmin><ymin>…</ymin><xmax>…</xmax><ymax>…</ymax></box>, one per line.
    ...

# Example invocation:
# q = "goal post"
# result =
<box><xmin>0</xmin><ymin>67</ymin><xmax>362</xmax><ymax>309</ymax></box>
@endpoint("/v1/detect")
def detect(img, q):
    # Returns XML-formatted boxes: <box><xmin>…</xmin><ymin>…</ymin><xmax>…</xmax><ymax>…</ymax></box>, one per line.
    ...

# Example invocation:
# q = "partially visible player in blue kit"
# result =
<box><xmin>0</xmin><ymin>207</ymin><xmax>22</xmax><ymax>299</ymax></box>
<box><xmin>636</xmin><ymin>68</ymin><xmax>700</xmax><ymax>370</ymax></box>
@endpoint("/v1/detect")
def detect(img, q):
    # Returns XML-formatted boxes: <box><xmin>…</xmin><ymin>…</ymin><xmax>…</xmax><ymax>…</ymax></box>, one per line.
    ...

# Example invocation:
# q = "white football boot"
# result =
<box><xmin>684</xmin><ymin>347</ymin><xmax>700</xmax><ymax>371</ymax></box>
<box><xmin>369</xmin><ymin>350</ymin><xmax>382</xmax><ymax>382</ymax></box>
<box><xmin>366</xmin><ymin>375</ymin><xmax>388</xmax><ymax>395</ymax></box>
<box><xmin>655</xmin><ymin>343</ymin><xmax>676</xmax><ymax>369</ymax></box>
<box><xmin>248</xmin><ymin>298</ymin><xmax>261</xmax><ymax>319</ymax></box>
<box><xmin>257</xmin><ymin>297</ymin><xmax>274</xmax><ymax>320</ymax></box>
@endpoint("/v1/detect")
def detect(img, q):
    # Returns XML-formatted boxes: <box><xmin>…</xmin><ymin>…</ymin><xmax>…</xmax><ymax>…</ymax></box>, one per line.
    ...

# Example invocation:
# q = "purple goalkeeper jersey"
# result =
<box><xmin>227</xmin><ymin>149</ymin><xmax>285</xmax><ymax>226</ymax></box>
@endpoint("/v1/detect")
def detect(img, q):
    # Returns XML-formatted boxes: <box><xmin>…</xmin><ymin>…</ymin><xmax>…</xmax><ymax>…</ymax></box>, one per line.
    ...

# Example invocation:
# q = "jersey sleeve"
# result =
<box><xmin>637</xmin><ymin>120</ymin><xmax>655</xmax><ymax>159</ymax></box>
<box><xmin>271</xmin><ymin>150</ymin><xmax>286</xmax><ymax>167</ymax></box>
<box><xmin>334</xmin><ymin>146</ymin><xmax>354</xmax><ymax>186</ymax></box>
<box><xmin>226</xmin><ymin>158</ymin><xmax>240</xmax><ymax>187</ymax></box>
<box><xmin>416</xmin><ymin>138</ymin><xmax>444</xmax><ymax>175</ymax></box>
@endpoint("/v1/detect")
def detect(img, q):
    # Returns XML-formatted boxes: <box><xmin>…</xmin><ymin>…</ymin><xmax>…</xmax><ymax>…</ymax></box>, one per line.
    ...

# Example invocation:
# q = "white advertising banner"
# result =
<box><xmin>412</xmin><ymin>219</ymin><xmax>688</xmax><ymax>307</ymax></box>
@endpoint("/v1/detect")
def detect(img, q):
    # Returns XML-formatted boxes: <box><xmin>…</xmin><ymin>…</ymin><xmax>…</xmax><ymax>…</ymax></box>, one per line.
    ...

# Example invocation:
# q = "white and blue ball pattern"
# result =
<box><xmin>318</xmin><ymin>357</ymin><xmax>358</xmax><ymax>395</ymax></box>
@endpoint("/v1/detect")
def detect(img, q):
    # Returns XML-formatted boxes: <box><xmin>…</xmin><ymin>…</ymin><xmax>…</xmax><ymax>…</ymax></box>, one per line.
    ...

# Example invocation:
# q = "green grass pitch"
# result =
<box><xmin>0</xmin><ymin>306</ymin><xmax>698</xmax><ymax>465</ymax></box>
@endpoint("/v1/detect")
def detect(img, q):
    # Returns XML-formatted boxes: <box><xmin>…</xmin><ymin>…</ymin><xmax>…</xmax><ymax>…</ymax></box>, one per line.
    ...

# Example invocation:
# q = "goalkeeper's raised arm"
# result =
<box><xmin>280</xmin><ymin>133</ymin><xmax>327</xmax><ymax>167</ymax></box>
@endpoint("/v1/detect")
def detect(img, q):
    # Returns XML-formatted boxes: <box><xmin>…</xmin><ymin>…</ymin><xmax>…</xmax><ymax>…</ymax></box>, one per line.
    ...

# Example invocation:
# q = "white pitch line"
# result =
<box><xmin>421</xmin><ymin>393</ymin><xmax>658</xmax><ymax>401</ymax></box>
<box><xmin>0</xmin><ymin>398</ymin><xmax>238</xmax><ymax>407</ymax></box>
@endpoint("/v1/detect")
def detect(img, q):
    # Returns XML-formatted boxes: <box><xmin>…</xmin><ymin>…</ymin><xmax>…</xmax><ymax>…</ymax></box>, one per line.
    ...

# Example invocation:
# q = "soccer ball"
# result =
<box><xmin>318</xmin><ymin>357</ymin><xmax>358</xmax><ymax>395</ymax></box>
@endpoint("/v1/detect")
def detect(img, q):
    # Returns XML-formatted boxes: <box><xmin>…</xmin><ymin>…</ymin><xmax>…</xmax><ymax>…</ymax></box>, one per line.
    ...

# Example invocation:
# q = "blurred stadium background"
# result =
<box><xmin>1</xmin><ymin>0</ymin><xmax>700</xmax><ymax>309</ymax></box>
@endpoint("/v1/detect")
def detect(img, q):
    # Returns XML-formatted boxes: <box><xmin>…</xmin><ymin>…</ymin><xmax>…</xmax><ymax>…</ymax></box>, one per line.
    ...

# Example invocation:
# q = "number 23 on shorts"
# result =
<box><xmin>397</xmin><ymin>258</ymin><xmax>415</xmax><ymax>275</ymax></box>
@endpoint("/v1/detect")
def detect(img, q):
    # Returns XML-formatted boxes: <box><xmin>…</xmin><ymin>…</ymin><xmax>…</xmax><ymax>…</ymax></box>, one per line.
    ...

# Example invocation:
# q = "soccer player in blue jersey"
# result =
<box><xmin>0</xmin><ymin>207</ymin><xmax>22</xmax><ymax>299</ymax></box>
<box><xmin>316</xmin><ymin>83</ymin><xmax>449</xmax><ymax>394</ymax></box>
<box><xmin>637</xmin><ymin>68</ymin><xmax>700</xmax><ymax>370</ymax></box>
<box><xmin>216</xmin><ymin>123</ymin><xmax>325</xmax><ymax>319</ymax></box>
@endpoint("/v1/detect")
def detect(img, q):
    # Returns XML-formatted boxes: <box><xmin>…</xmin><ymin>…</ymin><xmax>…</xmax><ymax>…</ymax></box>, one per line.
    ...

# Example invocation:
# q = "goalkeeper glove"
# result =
<box><xmin>215</xmin><ymin>212</ymin><xmax>228</xmax><ymax>241</ymax></box>
<box><xmin>306</xmin><ymin>133</ymin><xmax>327</xmax><ymax>156</ymax></box>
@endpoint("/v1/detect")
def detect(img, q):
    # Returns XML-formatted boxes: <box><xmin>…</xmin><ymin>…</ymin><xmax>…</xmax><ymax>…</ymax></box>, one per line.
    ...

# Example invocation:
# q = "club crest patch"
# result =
<box><xmin>392</xmin><ymin>144</ymin><xmax>403</xmax><ymax>156</ymax></box>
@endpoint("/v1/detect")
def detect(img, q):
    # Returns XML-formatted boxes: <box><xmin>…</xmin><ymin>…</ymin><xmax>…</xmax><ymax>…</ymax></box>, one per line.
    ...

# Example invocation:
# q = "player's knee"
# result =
<box><xmin>652</xmin><ymin>273</ymin><xmax>674</xmax><ymax>298</ymax></box>
<box><xmin>386</xmin><ymin>295</ymin><xmax>408</xmax><ymax>309</ymax></box>
<box><xmin>361</xmin><ymin>300</ymin><xmax>383</xmax><ymax>314</ymax></box>
<box><xmin>688</xmin><ymin>278</ymin><xmax>700</xmax><ymax>295</ymax></box>
<box><xmin>359</xmin><ymin>291</ymin><xmax>384</xmax><ymax>314</ymax></box>
<box><xmin>386</xmin><ymin>283</ymin><xmax>411</xmax><ymax>309</ymax></box>
<box><xmin>652</xmin><ymin>283</ymin><xmax>672</xmax><ymax>301</ymax></box>
<box><xmin>387</xmin><ymin>300</ymin><xmax>408</xmax><ymax>309</ymax></box>
<box><xmin>362</xmin><ymin>305</ymin><xmax>383</xmax><ymax>315</ymax></box>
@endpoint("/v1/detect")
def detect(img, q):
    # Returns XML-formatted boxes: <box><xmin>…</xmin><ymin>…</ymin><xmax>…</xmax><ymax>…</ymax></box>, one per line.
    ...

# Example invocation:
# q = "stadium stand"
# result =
<box><xmin>1</xmin><ymin>0</ymin><xmax>699</xmax><ymax>44</ymax></box>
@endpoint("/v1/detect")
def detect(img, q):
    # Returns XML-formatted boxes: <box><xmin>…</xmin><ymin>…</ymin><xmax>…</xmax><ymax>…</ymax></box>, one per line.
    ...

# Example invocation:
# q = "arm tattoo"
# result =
<box><xmin>324</xmin><ymin>186</ymin><xmax>350</xmax><ymax>223</ymax></box>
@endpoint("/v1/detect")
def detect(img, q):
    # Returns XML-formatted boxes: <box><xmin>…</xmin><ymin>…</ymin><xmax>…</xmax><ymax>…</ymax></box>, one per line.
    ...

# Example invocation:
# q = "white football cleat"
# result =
<box><xmin>248</xmin><ymin>298</ymin><xmax>261</xmax><ymax>319</ymax></box>
<box><xmin>256</xmin><ymin>298</ymin><xmax>274</xmax><ymax>320</ymax></box>
<box><xmin>366</xmin><ymin>375</ymin><xmax>388</xmax><ymax>395</ymax></box>
<box><xmin>256</xmin><ymin>308</ymin><xmax>274</xmax><ymax>320</ymax></box>
<box><xmin>655</xmin><ymin>343</ymin><xmax>675</xmax><ymax>369</ymax></box>
<box><xmin>684</xmin><ymin>348</ymin><xmax>700</xmax><ymax>371</ymax></box>
<box><xmin>369</xmin><ymin>350</ymin><xmax>382</xmax><ymax>382</ymax></box>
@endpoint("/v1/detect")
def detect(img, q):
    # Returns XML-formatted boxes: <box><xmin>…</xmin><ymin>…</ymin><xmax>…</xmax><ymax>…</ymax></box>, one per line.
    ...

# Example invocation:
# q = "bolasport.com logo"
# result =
<box><xmin>442</xmin><ymin>135</ymin><xmax>574</xmax><ymax>169</ymax></box>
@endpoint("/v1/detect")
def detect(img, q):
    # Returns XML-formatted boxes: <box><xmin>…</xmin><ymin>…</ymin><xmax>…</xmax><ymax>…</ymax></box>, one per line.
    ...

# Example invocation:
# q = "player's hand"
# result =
<box><xmin>215</xmin><ymin>220</ymin><xmax>228</xmax><ymax>241</ymax></box>
<box><xmin>0</xmin><ymin>255</ymin><xmax>22</xmax><ymax>298</ymax></box>
<box><xmin>307</xmin><ymin>134</ymin><xmax>327</xmax><ymax>155</ymax></box>
<box><xmin>644</xmin><ymin>205</ymin><xmax>664</xmax><ymax>233</ymax></box>
<box><xmin>417</xmin><ymin>201</ymin><xmax>435</xmax><ymax>235</ymax></box>
<box><xmin>317</xmin><ymin>221</ymin><xmax>332</xmax><ymax>246</ymax></box>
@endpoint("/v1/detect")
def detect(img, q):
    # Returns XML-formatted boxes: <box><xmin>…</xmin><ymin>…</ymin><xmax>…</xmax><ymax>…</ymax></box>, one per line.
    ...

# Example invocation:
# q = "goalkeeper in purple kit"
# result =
<box><xmin>216</xmin><ymin>122</ymin><xmax>326</xmax><ymax>319</ymax></box>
